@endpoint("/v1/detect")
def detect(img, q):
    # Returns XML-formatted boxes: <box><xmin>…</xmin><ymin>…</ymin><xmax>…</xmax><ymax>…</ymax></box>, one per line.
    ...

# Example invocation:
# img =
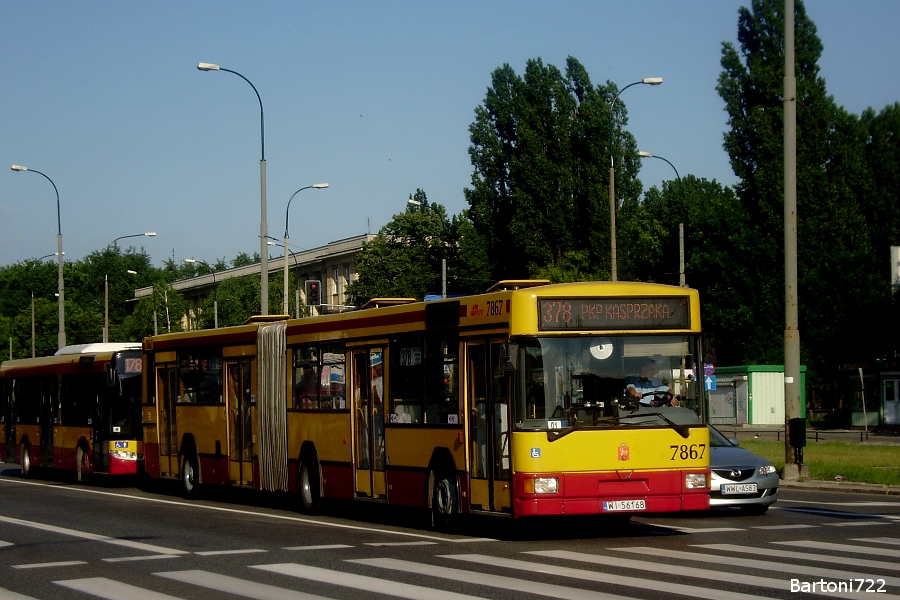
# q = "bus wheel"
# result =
<box><xmin>180</xmin><ymin>453</ymin><xmax>200</xmax><ymax>499</ymax></box>
<box><xmin>430</xmin><ymin>470</ymin><xmax>459</xmax><ymax>532</ymax></box>
<box><xmin>298</xmin><ymin>453</ymin><xmax>322</xmax><ymax>514</ymax></box>
<box><xmin>76</xmin><ymin>446</ymin><xmax>90</xmax><ymax>482</ymax></box>
<box><xmin>19</xmin><ymin>444</ymin><xmax>31</xmax><ymax>478</ymax></box>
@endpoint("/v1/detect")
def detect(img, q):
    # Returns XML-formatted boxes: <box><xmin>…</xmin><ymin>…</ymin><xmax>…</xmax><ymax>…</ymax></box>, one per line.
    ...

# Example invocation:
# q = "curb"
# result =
<box><xmin>779</xmin><ymin>479</ymin><xmax>900</xmax><ymax>495</ymax></box>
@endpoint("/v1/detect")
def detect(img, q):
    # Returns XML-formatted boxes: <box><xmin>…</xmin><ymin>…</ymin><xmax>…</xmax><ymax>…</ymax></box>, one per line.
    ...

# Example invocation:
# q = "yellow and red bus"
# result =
<box><xmin>0</xmin><ymin>343</ymin><xmax>144</xmax><ymax>479</ymax></box>
<box><xmin>141</xmin><ymin>280</ymin><xmax>710</xmax><ymax>526</ymax></box>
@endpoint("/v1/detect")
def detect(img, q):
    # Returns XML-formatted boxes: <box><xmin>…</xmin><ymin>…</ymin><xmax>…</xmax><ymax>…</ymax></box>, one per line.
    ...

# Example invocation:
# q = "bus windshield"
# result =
<box><xmin>513</xmin><ymin>334</ymin><xmax>703</xmax><ymax>431</ymax></box>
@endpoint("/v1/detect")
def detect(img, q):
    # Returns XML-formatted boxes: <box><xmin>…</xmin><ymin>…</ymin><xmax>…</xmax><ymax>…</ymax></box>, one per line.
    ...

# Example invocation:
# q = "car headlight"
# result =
<box><xmin>684</xmin><ymin>472</ymin><xmax>707</xmax><ymax>489</ymax></box>
<box><xmin>758</xmin><ymin>464</ymin><xmax>777</xmax><ymax>476</ymax></box>
<box><xmin>524</xmin><ymin>477</ymin><xmax>559</xmax><ymax>494</ymax></box>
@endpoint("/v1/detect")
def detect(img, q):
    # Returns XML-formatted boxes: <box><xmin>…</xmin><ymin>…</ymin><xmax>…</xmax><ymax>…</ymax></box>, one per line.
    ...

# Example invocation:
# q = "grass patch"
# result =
<box><xmin>739</xmin><ymin>439</ymin><xmax>900</xmax><ymax>486</ymax></box>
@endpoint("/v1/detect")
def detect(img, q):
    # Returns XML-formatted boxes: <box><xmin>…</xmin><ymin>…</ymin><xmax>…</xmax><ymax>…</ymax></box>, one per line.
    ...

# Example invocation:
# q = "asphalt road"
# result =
<box><xmin>0</xmin><ymin>463</ymin><xmax>898</xmax><ymax>600</ymax></box>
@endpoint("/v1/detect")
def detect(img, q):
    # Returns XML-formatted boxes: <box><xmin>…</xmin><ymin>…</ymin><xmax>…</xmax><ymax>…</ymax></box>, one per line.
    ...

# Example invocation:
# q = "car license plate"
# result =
<box><xmin>721</xmin><ymin>483</ymin><xmax>757</xmax><ymax>495</ymax></box>
<box><xmin>603</xmin><ymin>499</ymin><xmax>646</xmax><ymax>512</ymax></box>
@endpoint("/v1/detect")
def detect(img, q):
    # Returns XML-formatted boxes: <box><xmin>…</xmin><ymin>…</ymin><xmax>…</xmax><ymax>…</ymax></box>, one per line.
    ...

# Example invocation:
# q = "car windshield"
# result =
<box><xmin>513</xmin><ymin>334</ymin><xmax>703</xmax><ymax>431</ymax></box>
<box><xmin>708</xmin><ymin>425</ymin><xmax>736</xmax><ymax>447</ymax></box>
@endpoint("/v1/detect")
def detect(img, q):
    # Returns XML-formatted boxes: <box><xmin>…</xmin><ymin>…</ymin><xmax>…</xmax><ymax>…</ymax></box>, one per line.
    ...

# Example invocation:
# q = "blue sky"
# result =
<box><xmin>2</xmin><ymin>1</ymin><xmax>898</xmax><ymax>268</ymax></box>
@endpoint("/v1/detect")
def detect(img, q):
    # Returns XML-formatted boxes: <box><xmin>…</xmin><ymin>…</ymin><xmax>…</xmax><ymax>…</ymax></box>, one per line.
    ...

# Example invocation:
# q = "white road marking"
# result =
<box><xmin>363</xmin><ymin>541</ymin><xmax>436</xmax><ymax>547</ymax></box>
<box><xmin>55</xmin><ymin>578</ymin><xmax>183</xmax><ymax>600</ymax></box>
<box><xmin>614</xmin><ymin>545</ymin><xmax>900</xmax><ymax>587</ymax></box>
<box><xmin>282</xmin><ymin>544</ymin><xmax>352</xmax><ymax>551</ymax></box>
<box><xmin>354</xmin><ymin>557</ymin><xmax>630</xmax><ymax>600</ymax></box>
<box><xmin>0</xmin><ymin>586</ymin><xmax>39</xmax><ymax>600</ymax></box>
<box><xmin>13</xmin><ymin>561</ymin><xmax>87</xmax><ymax>570</ymax></box>
<box><xmin>852</xmin><ymin>537</ymin><xmax>900</xmax><ymax>546</ymax></box>
<box><xmin>157</xmin><ymin>570</ymin><xmax>330</xmax><ymax>600</ymax></box>
<box><xmin>442</xmin><ymin>553</ymin><xmax>771</xmax><ymax>600</ymax></box>
<box><xmin>527</xmin><ymin>549</ymin><xmax>893</xmax><ymax>600</ymax></box>
<box><xmin>252</xmin><ymin>562</ymin><xmax>487</xmax><ymax>600</ymax></box>
<box><xmin>696</xmin><ymin>543</ymin><xmax>900</xmax><ymax>573</ymax></box>
<box><xmin>775</xmin><ymin>540</ymin><xmax>900</xmax><ymax>558</ymax></box>
<box><xmin>0</xmin><ymin>477</ymin><xmax>493</xmax><ymax>544</ymax></box>
<box><xmin>194</xmin><ymin>549</ymin><xmax>268</xmax><ymax>556</ymax></box>
<box><xmin>103</xmin><ymin>555</ymin><xmax>181</xmax><ymax>563</ymax></box>
<box><xmin>0</xmin><ymin>515</ymin><xmax>187</xmax><ymax>555</ymax></box>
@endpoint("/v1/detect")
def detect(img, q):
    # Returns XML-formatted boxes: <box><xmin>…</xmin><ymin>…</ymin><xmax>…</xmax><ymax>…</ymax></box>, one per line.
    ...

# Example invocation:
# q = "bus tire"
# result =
<box><xmin>298</xmin><ymin>452</ymin><xmax>322</xmax><ymax>514</ymax></box>
<box><xmin>19</xmin><ymin>443</ymin><xmax>31</xmax><ymax>478</ymax></box>
<box><xmin>429</xmin><ymin>469</ymin><xmax>459</xmax><ymax>532</ymax></box>
<box><xmin>180</xmin><ymin>452</ymin><xmax>200</xmax><ymax>499</ymax></box>
<box><xmin>76</xmin><ymin>445</ymin><xmax>90</xmax><ymax>483</ymax></box>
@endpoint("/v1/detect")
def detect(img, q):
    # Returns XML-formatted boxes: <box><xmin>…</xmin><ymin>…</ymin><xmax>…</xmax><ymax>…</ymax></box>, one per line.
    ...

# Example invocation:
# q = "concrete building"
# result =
<box><xmin>133</xmin><ymin>234</ymin><xmax>374</xmax><ymax>323</ymax></box>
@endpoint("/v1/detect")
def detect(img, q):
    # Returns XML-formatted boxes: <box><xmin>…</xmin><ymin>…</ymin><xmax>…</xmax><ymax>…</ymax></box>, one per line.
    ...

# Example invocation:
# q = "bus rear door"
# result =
<box><xmin>156</xmin><ymin>364</ymin><xmax>178</xmax><ymax>476</ymax></box>
<box><xmin>467</xmin><ymin>340</ymin><xmax>511</xmax><ymax>513</ymax></box>
<box><xmin>225</xmin><ymin>359</ymin><xmax>254</xmax><ymax>486</ymax></box>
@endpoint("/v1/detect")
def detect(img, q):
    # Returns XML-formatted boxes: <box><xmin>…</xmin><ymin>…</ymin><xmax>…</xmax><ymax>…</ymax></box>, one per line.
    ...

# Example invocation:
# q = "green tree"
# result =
<box><xmin>348</xmin><ymin>190</ymin><xmax>489</xmax><ymax>305</ymax></box>
<box><xmin>717</xmin><ymin>0</ymin><xmax>885</xmax><ymax>377</ymax></box>
<box><xmin>465</xmin><ymin>56</ymin><xmax>642</xmax><ymax>281</ymax></box>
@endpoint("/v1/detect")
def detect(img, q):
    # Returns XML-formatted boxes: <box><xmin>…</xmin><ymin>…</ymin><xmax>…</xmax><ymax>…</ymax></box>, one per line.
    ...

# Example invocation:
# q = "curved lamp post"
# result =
<box><xmin>607</xmin><ymin>78</ymin><xmax>662</xmax><ymax>282</ymax></box>
<box><xmin>283</xmin><ymin>183</ymin><xmax>329</xmax><ymax>315</ymax></box>
<box><xmin>197</xmin><ymin>62</ymin><xmax>269</xmax><ymax>315</ymax></box>
<box><xmin>12</xmin><ymin>165</ymin><xmax>66</xmax><ymax>350</ymax></box>
<box><xmin>184</xmin><ymin>258</ymin><xmax>218</xmax><ymax>329</ymax></box>
<box><xmin>638</xmin><ymin>151</ymin><xmax>685</xmax><ymax>287</ymax></box>
<box><xmin>106</xmin><ymin>232</ymin><xmax>155</xmax><ymax>342</ymax></box>
<box><xmin>29</xmin><ymin>253</ymin><xmax>62</xmax><ymax>357</ymax></box>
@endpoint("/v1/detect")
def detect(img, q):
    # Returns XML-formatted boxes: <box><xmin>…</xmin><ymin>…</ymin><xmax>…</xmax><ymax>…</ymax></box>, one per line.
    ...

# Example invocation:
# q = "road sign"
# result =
<box><xmin>703</xmin><ymin>362</ymin><xmax>715</xmax><ymax>376</ymax></box>
<box><xmin>705</xmin><ymin>375</ymin><xmax>716</xmax><ymax>391</ymax></box>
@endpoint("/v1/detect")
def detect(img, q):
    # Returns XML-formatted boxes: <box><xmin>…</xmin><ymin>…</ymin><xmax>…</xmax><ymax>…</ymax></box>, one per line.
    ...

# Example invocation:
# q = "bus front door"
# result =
<box><xmin>226</xmin><ymin>359</ymin><xmax>254</xmax><ymax>486</ymax></box>
<box><xmin>467</xmin><ymin>341</ymin><xmax>511</xmax><ymax>513</ymax></box>
<box><xmin>353</xmin><ymin>348</ymin><xmax>386</xmax><ymax>500</ymax></box>
<box><xmin>156</xmin><ymin>365</ymin><xmax>178</xmax><ymax>477</ymax></box>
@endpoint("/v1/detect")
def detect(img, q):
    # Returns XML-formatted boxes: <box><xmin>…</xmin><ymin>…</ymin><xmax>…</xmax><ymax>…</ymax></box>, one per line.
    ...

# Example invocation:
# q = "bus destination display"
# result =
<box><xmin>539</xmin><ymin>297</ymin><xmax>690</xmax><ymax>330</ymax></box>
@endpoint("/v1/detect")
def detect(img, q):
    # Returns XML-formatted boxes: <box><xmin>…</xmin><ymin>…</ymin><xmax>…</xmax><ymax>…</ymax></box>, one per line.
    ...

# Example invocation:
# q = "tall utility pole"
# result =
<box><xmin>783</xmin><ymin>0</ymin><xmax>804</xmax><ymax>478</ymax></box>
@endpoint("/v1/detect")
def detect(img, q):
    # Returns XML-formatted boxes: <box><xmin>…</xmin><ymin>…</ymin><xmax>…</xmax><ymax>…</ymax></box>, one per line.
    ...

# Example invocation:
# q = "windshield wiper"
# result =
<box><xmin>545</xmin><ymin>416</ymin><xmax>620</xmax><ymax>442</ymax></box>
<box><xmin>621</xmin><ymin>410</ymin><xmax>692</xmax><ymax>439</ymax></box>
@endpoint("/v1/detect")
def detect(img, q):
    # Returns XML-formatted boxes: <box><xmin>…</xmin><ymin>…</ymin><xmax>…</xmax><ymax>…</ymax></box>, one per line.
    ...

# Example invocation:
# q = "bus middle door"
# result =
<box><xmin>353</xmin><ymin>348</ymin><xmax>386</xmax><ymax>500</ymax></box>
<box><xmin>467</xmin><ymin>341</ymin><xmax>511</xmax><ymax>513</ymax></box>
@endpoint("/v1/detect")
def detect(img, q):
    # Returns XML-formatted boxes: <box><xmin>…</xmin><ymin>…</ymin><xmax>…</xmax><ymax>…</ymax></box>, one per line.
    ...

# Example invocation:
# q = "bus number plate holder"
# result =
<box><xmin>603</xmin><ymin>499</ymin><xmax>646</xmax><ymax>512</ymax></box>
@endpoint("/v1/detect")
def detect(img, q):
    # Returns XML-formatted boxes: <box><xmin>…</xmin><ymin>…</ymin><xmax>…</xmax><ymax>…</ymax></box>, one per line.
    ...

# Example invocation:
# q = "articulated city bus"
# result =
<box><xmin>0</xmin><ymin>343</ymin><xmax>144</xmax><ymax>480</ymax></box>
<box><xmin>141</xmin><ymin>280</ymin><xmax>710</xmax><ymax>527</ymax></box>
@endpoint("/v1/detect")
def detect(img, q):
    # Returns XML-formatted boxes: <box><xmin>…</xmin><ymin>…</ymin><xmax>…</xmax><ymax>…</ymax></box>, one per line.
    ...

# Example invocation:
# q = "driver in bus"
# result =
<box><xmin>625</xmin><ymin>359</ymin><xmax>676</xmax><ymax>406</ymax></box>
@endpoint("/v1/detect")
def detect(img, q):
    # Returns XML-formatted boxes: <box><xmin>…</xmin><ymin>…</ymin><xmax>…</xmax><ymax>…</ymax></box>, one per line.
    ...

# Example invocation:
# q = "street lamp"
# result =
<box><xmin>283</xmin><ymin>183</ymin><xmax>329</xmax><ymax>315</ymax></box>
<box><xmin>111</xmin><ymin>232</ymin><xmax>156</xmax><ymax>249</ymax></box>
<box><xmin>29</xmin><ymin>253</ymin><xmax>62</xmax><ymax>357</ymax></box>
<box><xmin>12</xmin><ymin>165</ymin><xmax>66</xmax><ymax>350</ymax></box>
<box><xmin>197</xmin><ymin>61</ymin><xmax>270</xmax><ymax>315</ymax></box>
<box><xmin>105</xmin><ymin>233</ymin><xmax>155</xmax><ymax>342</ymax></box>
<box><xmin>638</xmin><ymin>151</ymin><xmax>686</xmax><ymax>287</ymax></box>
<box><xmin>607</xmin><ymin>78</ymin><xmax>663</xmax><ymax>282</ymax></box>
<box><xmin>184</xmin><ymin>259</ymin><xmax>218</xmax><ymax>329</ymax></box>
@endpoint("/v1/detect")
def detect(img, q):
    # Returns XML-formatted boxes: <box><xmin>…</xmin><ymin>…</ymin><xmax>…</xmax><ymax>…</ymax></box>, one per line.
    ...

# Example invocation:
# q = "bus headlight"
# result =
<box><xmin>111</xmin><ymin>450</ymin><xmax>139</xmax><ymax>461</ymax></box>
<box><xmin>524</xmin><ymin>477</ymin><xmax>559</xmax><ymax>494</ymax></box>
<box><xmin>684</xmin><ymin>472</ymin><xmax>708</xmax><ymax>489</ymax></box>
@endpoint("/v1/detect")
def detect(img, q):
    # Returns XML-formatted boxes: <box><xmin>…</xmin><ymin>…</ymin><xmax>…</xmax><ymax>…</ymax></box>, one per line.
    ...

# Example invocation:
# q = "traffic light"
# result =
<box><xmin>305</xmin><ymin>280</ymin><xmax>321</xmax><ymax>306</ymax></box>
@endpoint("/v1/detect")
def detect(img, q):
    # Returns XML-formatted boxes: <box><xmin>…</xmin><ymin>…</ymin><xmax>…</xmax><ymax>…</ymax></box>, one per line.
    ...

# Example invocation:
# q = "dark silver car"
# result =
<box><xmin>709</xmin><ymin>425</ymin><xmax>779</xmax><ymax>514</ymax></box>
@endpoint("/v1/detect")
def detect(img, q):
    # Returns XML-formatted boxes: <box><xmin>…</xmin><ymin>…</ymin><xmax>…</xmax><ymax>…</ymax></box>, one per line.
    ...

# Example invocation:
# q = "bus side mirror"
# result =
<box><xmin>499</xmin><ymin>343</ymin><xmax>518</xmax><ymax>372</ymax></box>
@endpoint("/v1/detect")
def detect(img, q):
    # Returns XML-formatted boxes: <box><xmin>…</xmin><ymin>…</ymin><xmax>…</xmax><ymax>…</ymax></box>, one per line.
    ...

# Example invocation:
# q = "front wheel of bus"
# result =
<box><xmin>76</xmin><ymin>446</ymin><xmax>90</xmax><ymax>482</ymax></box>
<box><xmin>180</xmin><ymin>453</ymin><xmax>200</xmax><ymax>499</ymax></box>
<box><xmin>298</xmin><ymin>453</ymin><xmax>322</xmax><ymax>514</ymax></box>
<box><xmin>430</xmin><ymin>470</ymin><xmax>459</xmax><ymax>532</ymax></box>
<box><xmin>19</xmin><ymin>444</ymin><xmax>31</xmax><ymax>478</ymax></box>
